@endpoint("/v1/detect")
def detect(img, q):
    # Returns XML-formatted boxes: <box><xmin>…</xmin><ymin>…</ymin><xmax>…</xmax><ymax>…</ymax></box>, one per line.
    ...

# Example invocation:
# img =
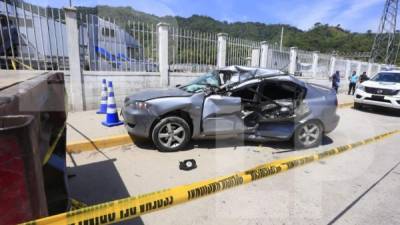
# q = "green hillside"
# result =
<box><xmin>77</xmin><ymin>5</ymin><xmax>376</xmax><ymax>61</ymax></box>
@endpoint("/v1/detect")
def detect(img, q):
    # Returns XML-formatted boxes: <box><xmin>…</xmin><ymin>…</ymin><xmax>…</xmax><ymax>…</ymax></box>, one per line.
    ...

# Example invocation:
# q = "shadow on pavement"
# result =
<box><xmin>68</xmin><ymin>159</ymin><xmax>145</xmax><ymax>225</ymax></box>
<box><xmin>353</xmin><ymin>105</ymin><xmax>400</xmax><ymax>117</ymax></box>
<box><xmin>67</xmin><ymin>122</ymin><xmax>112</xmax><ymax>160</ymax></box>
<box><xmin>131</xmin><ymin>134</ymin><xmax>334</xmax><ymax>154</ymax></box>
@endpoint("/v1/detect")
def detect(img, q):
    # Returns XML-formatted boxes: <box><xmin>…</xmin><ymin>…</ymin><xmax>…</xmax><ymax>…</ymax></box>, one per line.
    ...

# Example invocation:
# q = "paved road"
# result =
<box><xmin>67</xmin><ymin>106</ymin><xmax>400</xmax><ymax>225</ymax></box>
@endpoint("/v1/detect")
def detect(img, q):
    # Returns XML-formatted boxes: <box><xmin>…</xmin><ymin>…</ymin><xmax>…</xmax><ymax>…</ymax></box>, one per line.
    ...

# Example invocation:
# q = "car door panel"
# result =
<box><xmin>256</xmin><ymin>121</ymin><xmax>294</xmax><ymax>139</ymax></box>
<box><xmin>202</xmin><ymin>95</ymin><xmax>244</xmax><ymax>135</ymax></box>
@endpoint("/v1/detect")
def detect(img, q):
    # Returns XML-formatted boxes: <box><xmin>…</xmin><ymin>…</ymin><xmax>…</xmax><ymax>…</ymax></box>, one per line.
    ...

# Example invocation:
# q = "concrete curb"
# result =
<box><xmin>67</xmin><ymin>134</ymin><xmax>133</xmax><ymax>153</ymax></box>
<box><xmin>338</xmin><ymin>102</ymin><xmax>354</xmax><ymax>108</ymax></box>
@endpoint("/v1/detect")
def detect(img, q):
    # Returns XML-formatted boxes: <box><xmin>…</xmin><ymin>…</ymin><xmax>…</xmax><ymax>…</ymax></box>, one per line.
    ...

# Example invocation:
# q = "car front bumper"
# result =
<box><xmin>121</xmin><ymin>106</ymin><xmax>157</xmax><ymax>138</ymax></box>
<box><xmin>354</xmin><ymin>89</ymin><xmax>400</xmax><ymax>109</ymax></box>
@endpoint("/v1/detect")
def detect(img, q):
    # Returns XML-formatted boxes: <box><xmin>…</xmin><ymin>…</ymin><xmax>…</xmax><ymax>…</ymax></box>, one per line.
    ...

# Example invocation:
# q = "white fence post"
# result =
<box><xmin>251</xmin><ymin>48</ymin><xmax>260</xmax><ymax>67</ymax></box>
<box><xmin>367</xmin><ymin>63</ymin><xmax>372</xmax><ymax>76</ymax></box>
<box><xmin>157</xmin><ymin>22</ymin><xmax>169</xmax><ymax>87</ymax></box>
<box><xmin>345</xmin><ymin>59</ymin><xmax>351</xmax><ymax>80</ymax></box>
<box><xmin>312</xmin><ymin>51</ymin><xmax>319</xmax><ymax>78</ymax></box>
<box><xmin>260</xmin><ymin>41</ymin><xmax>269</xmax><ymax>68</ymax></box>
<box><xmin>64</xmin><ymin>7</ymin><xmax>84</xmax><ymax>111</ymax></box>
<box><xmin>217</xmin><ymin>33</ymin><xmax>227</xmax><ymax>68</ymax></box>
<box><xmin>377</xmin><ymin>64</ymin><xmax>382</xmax><ymax>72</ymax></box>
<box><xmin>289</xmin><ymin>47</ymin><xmax>297</xmax><ymax>74</ymax></box>
<box><xmin>356</xmin><ymin>61</ymin><xmax>362</xmax><ymax>76</ymax></box>
<box><xmin>329</xmin><ymin>55</ymin><xmax>336</xmax><ymax>77</ymax></box>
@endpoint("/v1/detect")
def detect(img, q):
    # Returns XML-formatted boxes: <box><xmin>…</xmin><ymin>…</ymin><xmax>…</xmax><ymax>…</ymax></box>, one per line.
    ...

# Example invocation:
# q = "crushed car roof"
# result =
<box><xmin>218</xmin><ymin>65</ymin><xmax>284</xmax><ymax>77</ymax></box>
<box><xmin>218</xmin><ymin>65</ymin><xmax>306</xmax><ymax>87</ymax></box>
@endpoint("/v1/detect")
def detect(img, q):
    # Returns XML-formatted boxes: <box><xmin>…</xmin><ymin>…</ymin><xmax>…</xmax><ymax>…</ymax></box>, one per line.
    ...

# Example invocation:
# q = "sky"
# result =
<box><xmin>30</xmin><ymin>0</ymin><xmax>385</xmax><ymax>32</ymax></box>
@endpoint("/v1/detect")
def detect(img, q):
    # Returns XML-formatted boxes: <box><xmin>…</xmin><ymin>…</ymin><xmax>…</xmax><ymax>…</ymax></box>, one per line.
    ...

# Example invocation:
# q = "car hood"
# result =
<box><xmin>362</xmin><ymin>80</ymin><xmax>400</xmax><ymax>89</ymax></box>
<box><xmin>125</xmin><ymin>87</ymin><xmax>192</xmax><ymax>102</ymax></box>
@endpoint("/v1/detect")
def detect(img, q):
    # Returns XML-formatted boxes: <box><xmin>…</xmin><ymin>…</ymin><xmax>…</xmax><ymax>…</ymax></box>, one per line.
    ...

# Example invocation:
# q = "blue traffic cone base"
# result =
<box><xmin>96</xmin><ymin>104</ymin><xmax>107</xmax><ymax>114</ymax></box>
<box><xmin>102</xmin><ymin>112</ymin><xmax>124</xmax><ymax>127</ymax></box>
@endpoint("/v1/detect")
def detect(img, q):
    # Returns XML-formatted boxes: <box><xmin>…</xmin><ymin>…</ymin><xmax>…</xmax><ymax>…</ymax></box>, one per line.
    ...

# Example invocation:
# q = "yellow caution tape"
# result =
<box><xmin>43</xmin><ymin>124</ymin><xmax>66</xmax><ymax>165</ymax></box>
<box><xmin>11</xmin><ymin>58</ymin><xmax>17</xmax><ymax>70</ymax></box>
<box><xmin>70</xmin><ymin>199</ymin><xmax>88</xmax><ymax>210</ymax></box>
<box><xmin>21</xmin><ymin>129</ymin><xmax>400</xmax><ymax>225</ymax></box>
<box><xmin>14</xmin><ymin>58</ymin><xmax>34</xmax><ymax>70</ymax></box>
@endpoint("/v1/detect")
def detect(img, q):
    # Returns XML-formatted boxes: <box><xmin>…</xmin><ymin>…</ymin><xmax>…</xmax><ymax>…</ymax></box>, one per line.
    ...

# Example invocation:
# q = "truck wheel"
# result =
<box><xmin>294</xmin><ymin>121</ymin><xmax>323</xmax><ymax>149</ymax></box>
<box><xmin>152</xmin><ymin>116</ymin><xmax>191</xmax><ymax>152</ymax></box>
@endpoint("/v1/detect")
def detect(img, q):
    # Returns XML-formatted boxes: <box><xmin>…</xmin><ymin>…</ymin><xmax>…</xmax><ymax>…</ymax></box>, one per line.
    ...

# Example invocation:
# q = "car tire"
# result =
<box><xmin>354</xmin><ymin>102</ymin><xmax>362</xmax><ymax>110</ymax></box>
<box><xmin>294</xmin><ymin>120</ymin><xmax>323</xmax><ymax>149</ymax></box>
<box><xmin>151</xmin><ymin>116</ymin><xmax>191</xmax><ymax>152</ymax></box>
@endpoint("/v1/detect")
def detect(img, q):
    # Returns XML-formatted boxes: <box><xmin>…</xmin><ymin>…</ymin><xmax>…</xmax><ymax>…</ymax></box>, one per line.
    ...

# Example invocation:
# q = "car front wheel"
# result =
<box><xmin>294</xmin><ymin>121</ymin><xmax>323</xmax><ymax>149</ymax></box>
<box><xmin>151</xmin><ymin>116</ymin><xmax>191</xmax><ymax>152</ymax></box>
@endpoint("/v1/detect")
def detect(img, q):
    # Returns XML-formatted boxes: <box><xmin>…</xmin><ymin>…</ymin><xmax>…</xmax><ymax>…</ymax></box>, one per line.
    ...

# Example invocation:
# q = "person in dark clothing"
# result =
<box><xmin>330</xmin><ymin>71</ymin><xmax>340</xmax><ymax>93</ymax></box>
<box><xmin>348</xmin><ymin>71</ymin><xmax>358</xmax><ymax>95</ymax></box>
<box><xmin>359</xmin><ymin>72</ymin><xmax>369</xmax><ymax>83</ymax></box>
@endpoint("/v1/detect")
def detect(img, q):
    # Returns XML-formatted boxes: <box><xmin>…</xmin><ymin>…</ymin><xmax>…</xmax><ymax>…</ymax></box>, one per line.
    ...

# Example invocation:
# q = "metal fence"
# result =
<box><xmin>335</xmin><ymin>58</ymin><xmax>347</xmax><ymax>78</ymax></box>
<box><xmin>265</xmin><ymin>44</ymin><xmax>290</xmax><ymax>70</ymax></box>
<box><xmin>370</xmin><ymin>64</ymin><xmax>380</xmax><ymax>76</ymax></box>
<box><xmin>78</xmin><ymin>13</ymin><xmax>158</xmax><ymax>72</ymax></box>
<box><xmin>226</xmin><ymin>36</ymin><xmax>260</xmax><ymax>66</ymax></box>
<box><xmin>316</xmin><ymin>53</ymin><xmax>331</xmax><ymax>78</ymax></box>
<box><xmin>0</xmin><ymin>0</ymin><xmax>385</xmax><ymax>78</ymax></box>
<box><xmin>169</xmin><ymin>27</ymin><xmax>217</xmax><ymax>73</ymax></box>
<box><xmin>296</xmin><ymin>49</ymin><xmax>313</xmax><ymax>77</ymax></box>
<box><xmin>0</xmin><ymin>0</ymin><xmax>68</xmax><ymax>70</ymax></box>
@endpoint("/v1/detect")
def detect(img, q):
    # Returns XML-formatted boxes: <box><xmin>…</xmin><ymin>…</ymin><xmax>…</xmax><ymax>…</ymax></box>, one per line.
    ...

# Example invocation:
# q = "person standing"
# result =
<box><xmin>359</xmin><ymin>71</ymin><xmax>369</xmax><ymax>83</ymax></box>
<box><xmin>330</xmin><ymin>71</ymin><xmax>340</xmax><ymax>93</ymax></box>
<box><xmin>348</xmin><ymin>71</ymin><xmax>358</xmax><ymax>95</ymax></box>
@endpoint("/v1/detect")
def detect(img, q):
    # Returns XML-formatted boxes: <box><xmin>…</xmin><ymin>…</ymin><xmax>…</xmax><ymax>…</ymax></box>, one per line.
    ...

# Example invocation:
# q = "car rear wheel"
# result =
<box><xmin>294</xmin><ymin>121</ymin><xmax>323</xmax><ymax>149</ymax></box>
<box><xmin>152</xmin><ymin>116</ymin><xmax>191</xmax><ymax>152</ymax></box>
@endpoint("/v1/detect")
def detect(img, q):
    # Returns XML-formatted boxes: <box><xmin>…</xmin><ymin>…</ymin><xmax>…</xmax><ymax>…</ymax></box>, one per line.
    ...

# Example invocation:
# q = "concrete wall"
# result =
<box><xmin>64</xmin><ymin>72</ymin><xmax>352</xmax><ymax>111</ymax></box>
<box><xmin>65</xmin><ymin>71</ymin><xmax>204</xmax><ymax>111</ymax></box>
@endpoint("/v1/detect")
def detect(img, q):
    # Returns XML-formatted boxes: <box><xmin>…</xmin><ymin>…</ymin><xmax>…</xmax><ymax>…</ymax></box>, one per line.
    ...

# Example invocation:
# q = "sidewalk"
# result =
<box><xmin>67</xmin><ymin>94</ymin><xmax>354</xmax><ymax>145</ymax></box>
<box><xmin>67</xmin><ymin>110</ymin><xmax>127</xmax><ymax>143</ymax></box>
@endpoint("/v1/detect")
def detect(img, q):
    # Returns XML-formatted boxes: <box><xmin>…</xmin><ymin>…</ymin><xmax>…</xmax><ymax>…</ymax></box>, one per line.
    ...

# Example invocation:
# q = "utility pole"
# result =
<box><xmin>279</xmin><ymin>27</ymin><xmax>284</xmax><ymax>51</ymax></box>
<box><xmin>370</xmin><ymin>0</ymin><xmax>398</xmax><ymax>64</ymax></box>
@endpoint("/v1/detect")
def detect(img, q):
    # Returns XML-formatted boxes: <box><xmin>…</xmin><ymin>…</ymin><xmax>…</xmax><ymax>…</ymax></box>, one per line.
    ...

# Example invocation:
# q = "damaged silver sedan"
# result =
<box><xmin>122</xmin><ymin>66</ymin><xmax>340</xmax><ymax>152</ymax></box>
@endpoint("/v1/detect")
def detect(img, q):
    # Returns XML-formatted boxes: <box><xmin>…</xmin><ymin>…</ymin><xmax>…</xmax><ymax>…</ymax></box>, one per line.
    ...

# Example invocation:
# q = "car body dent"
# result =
<box><xmin>121</xmin><ymin>66</ymin><xmax>340</xmax><ymax>144</ymax></box>
<box><xmin>202</xmin><ymin>95</ymin><xmax>243</xmax><ymax>135</ymax></box>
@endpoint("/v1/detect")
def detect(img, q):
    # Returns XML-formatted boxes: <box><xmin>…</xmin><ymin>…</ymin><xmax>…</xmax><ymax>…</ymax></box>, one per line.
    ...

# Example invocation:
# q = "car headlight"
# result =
<box><xmin>125</xmin><ymin>101</ymin><xmax>150</xmax><ymax>110</ymax></box>
<box><xmin>357</xmin><ymin>85</ymin><xmax>365</xmax><ymax>92</ymax></box>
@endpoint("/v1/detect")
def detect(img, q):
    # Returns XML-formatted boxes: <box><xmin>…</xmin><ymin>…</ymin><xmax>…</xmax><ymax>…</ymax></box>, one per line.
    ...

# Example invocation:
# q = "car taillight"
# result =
<box><xmin>0</xmin><ymin>115</ymin><xmax>47</xmax><ymax>225</ymax></box>
<box><xmin>0</xmin><ymin>136</ymin><xmax>32</xmax><ymax>225</ymax></box>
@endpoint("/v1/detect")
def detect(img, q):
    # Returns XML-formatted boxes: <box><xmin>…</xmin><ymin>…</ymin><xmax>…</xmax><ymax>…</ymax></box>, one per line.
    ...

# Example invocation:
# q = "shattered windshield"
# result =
<box><xmin>180</xmin><ymin>72</ymin><xmax>221</xmax><ymax>93</ymax></box>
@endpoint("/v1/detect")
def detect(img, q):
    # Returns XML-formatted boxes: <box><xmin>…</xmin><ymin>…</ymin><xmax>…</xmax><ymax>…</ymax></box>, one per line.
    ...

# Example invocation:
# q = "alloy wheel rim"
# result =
<box><xmin>158</xmin><ymin>122</ymin><xmax>185</xmax><ymax>148</ymax></box>
<box><xmin>298</xmin><ymin>123</ymin><xmax>320</xmax><ymax>146</ymax></box>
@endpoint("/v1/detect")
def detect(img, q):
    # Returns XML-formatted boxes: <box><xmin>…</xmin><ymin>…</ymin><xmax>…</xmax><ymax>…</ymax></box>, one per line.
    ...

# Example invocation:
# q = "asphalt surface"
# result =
<box><xmin>67</xmin><ymin>106</ymin><xmax>400</xmax><ymax>225</ymax></box>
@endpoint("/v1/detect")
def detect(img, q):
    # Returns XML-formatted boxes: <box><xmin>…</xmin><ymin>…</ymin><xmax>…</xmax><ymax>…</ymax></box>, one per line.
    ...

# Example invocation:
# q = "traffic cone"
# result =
<box><xmin>96</xmin><ymin>79</ymin><xmax>108</xmax><ymax>114</ymax></box>
<box><xmin>102</xmin><ymin>81</ymin><xmax>123</xmax><ymax>127</ymax></box>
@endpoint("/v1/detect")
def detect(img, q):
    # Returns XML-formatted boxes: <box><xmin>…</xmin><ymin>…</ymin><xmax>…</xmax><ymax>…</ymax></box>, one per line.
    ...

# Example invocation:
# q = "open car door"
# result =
<box><xmin>252</xmin><ymin>80</ymin><xmax>306</xmax><ymax>139</ymax></box>
<box><xmin>201</xmin><ymin>95</ymin><xmax>244</xmax><ymax>135</ymax></box>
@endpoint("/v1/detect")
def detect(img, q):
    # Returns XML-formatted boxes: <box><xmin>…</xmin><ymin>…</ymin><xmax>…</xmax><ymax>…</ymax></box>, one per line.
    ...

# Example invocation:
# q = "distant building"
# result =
<box><xmin>0</xmin><ymin>1</ymin><xmax>150</xmax><ymax>70</ymax></box>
